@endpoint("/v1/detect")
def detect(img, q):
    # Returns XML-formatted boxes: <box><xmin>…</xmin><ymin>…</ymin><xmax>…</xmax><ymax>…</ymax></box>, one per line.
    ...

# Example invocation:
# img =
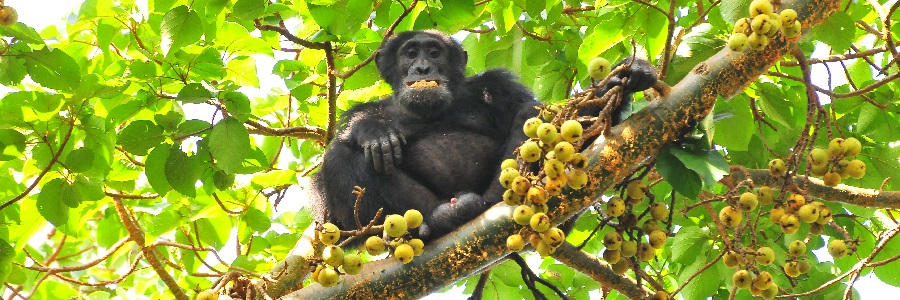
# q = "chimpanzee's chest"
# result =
<box><xmin>401</xmin><ymin>111</ymin><xmax>503</xmax><ymax>197</ymax></box>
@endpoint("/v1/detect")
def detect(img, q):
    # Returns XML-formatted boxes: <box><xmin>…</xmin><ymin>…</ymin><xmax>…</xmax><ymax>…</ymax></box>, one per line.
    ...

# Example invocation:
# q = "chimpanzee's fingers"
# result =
<box><xmin>380</xmin><ymin>138</ymin><xmax>395</xmax><ymax>174</ymax></box>
<box><xmin>389</xmin><ymin>131</ymin><xmax>403</xmax><ymax>165</ymax></box>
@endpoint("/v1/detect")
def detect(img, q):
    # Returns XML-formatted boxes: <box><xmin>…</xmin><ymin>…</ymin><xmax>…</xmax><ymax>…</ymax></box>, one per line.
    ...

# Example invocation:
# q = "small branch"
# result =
<box><xmin>779</xmin><ymin>46</ymin><xmax>896</xmax><ymax>66</ymax></box>
<box><xmin>552</xmin><ymin>243</ymin><xmax>655</xmax><ymax>299</ymax></box>
<box><xmin>768</xmin><ymin>70</ymin><xmax>900</xmax><ymax>99</ymax></box>
<box><xmin>246</xmin><ymin>120</ymin><xmax>325</xmax><ymax>141</ymax></box>
<box><xmin>728</xmin><ymin>168</ymin><xmax>900</xmax><ymax>209</ymax></box>
<box><xmin>254</xmin><ymin>21</ymin><xmax>327</xmax><ymax>50</ymax></box>
<box><xmin>657</xmin><ymin>0</ymin><xmax>678</xmax><ymax>80</ymax></box>
<box><xmin>0</xmin><ymin>121</ymin><xmax>74</xmax><ymax>211</ymax></box>
<box><xmin>509</xmin><ymin>253</ymin><xmax>568</xmax><ymax>300</ymax></box>
<box><xmin>112</xmin><ymin>198</ymin><xmax>188</xmax><ymax>300</ymax></box>
<box><xmin>670</xmin><ymin>249</ymin><xmax>726</xmax><ymax>296</ymax></box>
<box><xmin>325</xmin><ymin>42</ymin><xmax>338</xmax><ymax>143</ymax></box>
<box><xmin>468</xmin><ymin>269</ymin><xmax>491</xmax><ymax>300</ymax></box>
<box><xmin>104</xmin><ymin>191</ymin><xmax>159</xmax><ymax>200</ymax></box>
<box><xmin>23</xmin><ymin>238</ymin><xmax>131</xmax><ymax>273</ymax></box>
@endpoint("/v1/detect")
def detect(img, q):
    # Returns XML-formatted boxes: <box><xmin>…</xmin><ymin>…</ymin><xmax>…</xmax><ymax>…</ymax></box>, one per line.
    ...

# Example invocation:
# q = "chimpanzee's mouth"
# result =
<box><xmin>405</xmin><ymin>80</ymin><xmax>442</xmax><ymax>89</ymax></box>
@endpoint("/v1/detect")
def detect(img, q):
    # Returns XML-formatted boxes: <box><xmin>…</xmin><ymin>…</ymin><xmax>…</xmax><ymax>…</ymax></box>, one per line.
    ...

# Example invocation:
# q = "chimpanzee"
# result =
<box><xmin>311</xmin><ymin>30</ymin><xmax>657</xmax><ymax>241</ymax></box>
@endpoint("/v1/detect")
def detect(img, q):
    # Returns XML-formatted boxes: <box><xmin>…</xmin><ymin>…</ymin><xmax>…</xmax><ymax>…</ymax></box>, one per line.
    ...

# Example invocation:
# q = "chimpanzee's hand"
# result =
<box><xmin>616</xmin><ymin>57</ymin><xmax>658</xmax><ymax>94</ymax></box>
<box><xmin>357</xmin><ymin>128</ymin><xmax>406</xmax><ymax>174</ymax></box>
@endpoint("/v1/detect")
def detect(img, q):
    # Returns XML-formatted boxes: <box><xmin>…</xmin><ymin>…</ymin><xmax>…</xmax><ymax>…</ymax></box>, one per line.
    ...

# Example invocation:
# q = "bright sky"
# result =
<box><xmin>6</xmin><ymin>1</ymin><xmax>899</xmax><ymax>298</ymax></box>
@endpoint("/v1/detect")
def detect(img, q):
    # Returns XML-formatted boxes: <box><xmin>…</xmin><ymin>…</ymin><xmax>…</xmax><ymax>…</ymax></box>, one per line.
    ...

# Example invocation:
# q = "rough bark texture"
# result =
<box><xmin>279</xmin><ymin>1</ymin><xmax>844</xmax><ymax>298</ymax></box>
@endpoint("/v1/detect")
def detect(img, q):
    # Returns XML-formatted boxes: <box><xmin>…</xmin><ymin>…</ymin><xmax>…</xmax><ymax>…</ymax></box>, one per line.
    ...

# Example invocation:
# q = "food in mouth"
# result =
<box><xmin>408</xmin><ymin>80</ymin><xmax>440</xmax><ymax>88</ymax></box>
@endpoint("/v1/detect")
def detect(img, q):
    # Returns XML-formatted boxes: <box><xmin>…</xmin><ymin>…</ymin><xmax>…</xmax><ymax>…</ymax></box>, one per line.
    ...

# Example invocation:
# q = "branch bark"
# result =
<box><xmin>280</xmin><ymin>0</ymin><xmax>844</xmax><ymax>298</ymax></box>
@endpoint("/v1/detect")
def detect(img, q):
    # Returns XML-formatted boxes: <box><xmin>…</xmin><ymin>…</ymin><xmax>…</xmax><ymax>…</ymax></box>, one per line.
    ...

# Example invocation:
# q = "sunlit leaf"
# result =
<box><xmin>209</xmin><ymin>117</ymin><xmax>251</xmax><ymax>174</ymax></box>
<box><xmin>35</xmin><ymin>179</ymin><xmax>69</xmax><ymax>226</ymax></box>
<box><xmin>161</xmin><ymin>5</ymin><xmax>204</xmax><ymax>56</ymax></box>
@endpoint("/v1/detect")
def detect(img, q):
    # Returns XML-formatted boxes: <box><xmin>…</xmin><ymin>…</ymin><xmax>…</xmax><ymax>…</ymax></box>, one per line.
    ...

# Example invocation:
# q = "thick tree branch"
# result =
<box><xmin>280</xmin><ymin>0</ymin><xmax>843</xmax><ymax>298</ymax></box>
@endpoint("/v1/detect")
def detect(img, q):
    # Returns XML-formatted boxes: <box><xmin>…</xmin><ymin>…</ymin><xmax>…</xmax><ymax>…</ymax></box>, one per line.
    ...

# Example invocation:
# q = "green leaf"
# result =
<box><xmin>0</xmin><ymin>238</ymin><xmax>14</xmax><ymax>284</ymax></box>
<box><xmin>670</xmin><ymin>227</ymin><xmax>708</xmax><ymax>263</ymax></box>
<box><xmin>22</xmin><ymin>48</ymin><xmax>82</xmax><ymax>91</ymax></box>
<box><xmin>578</xmin><ymin>22</ymin><xmax>625</xmax><ymax>68</ymax></box>
<box><xmin>811</xmin><ymin>11</ymin><xmax>855</xmax><ymax>52</ymax></box>
<box><xmin>244</xmin><ymin>208</ymin><xmax>272</xmax><ymax>233</ymax></box>
<box><xmin>655</xmin><ymin>147</ymin><xmax>702</xmax><ymax>198</ymax></box>
<box><xmin>161</xmin><ymin>5</ymin><xmax>204</xmax><ymax>56</ymax></box>
<box><xmin>250</xmin><ymin>170</ymin><xmax>298</xmax><ymax>189</ymax></box>
<box><xmin>213</xmin><ymin>170</ymin><xmax>235</xmax><ymax>190</ymax></box>
<box><xmin>225</xmin><ymin>56</ymin><xmax>259</xmax><ymax>87</ymax></box>
<box><xmin>195</xmin><ymin>217</ymin><xmax>230</xmax><ymax>249</ymax></box>
<box><xmin>718</xmin><ymin>0</ymin><xmax>749</xmax><ymax>25</ymax></box>
<box><xmin>72</xmin><ymin>74</ymin><xmax>131</xmax><ymax>101</ymax></box>
<box><xmin>65</xmin><ymin>147</ymin><xmax>95</xmax><ymax>173</ymax></box>
<box><xmin>713</xmin><ymin>95</ymin><xmax>754</xmax><ymax>151</ymax></box>
<box><xmin>0</xmin><ymin>129</ymin><xmax>26</xmax><ymax>161</ymax></box>
<box><xmin>670</xmin><ymin>148</ymin><xmax>730</xmax><ymax>188</ymax></box>
<box><xmin>154</xmin><ymin>111</ymin><xmax>184</xmax><ymax>132</ymax></box>
<box><xmin>221</xmin><ymin>92</ymin><xmax>252</xmax><ymax>122</ymax></box>
<box><xmin>129</xmin><ymin>60</ymin><xmax>158</xmax><ymax>80</ymax></box>
<box><xmin>678</xmin><ymin>253</ymin><xmax>721</xmax><ymax>299</ymax></box>
<box><xmin>0</xmin><ymin>22</ymin><xmax>44</xmax><ymax>44</ymax></box>
<box><xmin>487</xmin><ymin>0</ymin><xmax>516</xmax><ymax>33</ymax></box>
<box><xmin>60</xmin><ymin>181</ymin><xmax>81</xmax><ymax>208</ymax></box>
<box><xmin>145</xmin><ymin>143</ymin><xmax>172</xmax><ymax>195</ymax></box>
<box><xmin>73</xmin><ymin>176</ymin><xmax>105</xmax><ymax>201</ymax></box>
<box><xmin>433</xmin><ymin>0</ymin><xmax>476</xmax><ymax>30</ymax></box>
<box><xmin>233</xmin><ymin>0</ymin><xmax>267</xmax><ymax>21</ymax></box>
<box><xmin>36</xmin><ymin>178</ymin><xmax>69</xmax><ymax>226</ymax></box>
<box><xmin>0</xmin><ymin>56</ymin><xmax>27</xmax><ymax>86</ymax></box>
<box><xmin>176</xmin><ymin>83</ymin><xmax>213</xmax><ymax>104</ymax></box>
<box><xmin>147</xmin><ymin>208</ymin><xmax>183</xmax><ymax>238</ymax></box>
<box><xmin>165</xmin><ymin>146</ymin><xmax>201</xmax><ymax>198</ymax></box>
<box><xmin>217</xmin><ymin>22</ymin><xmax>274</xmax><ymax>56</ymax></box>
<box><xmin>209</xmin><ymin>117</ymin><xmax>251</xmax><ymax>174</ymax></box>
<box><xmin>118</xmin><ymin>120</ymin><xmax>166</xmax><ymax>156</ymax></box>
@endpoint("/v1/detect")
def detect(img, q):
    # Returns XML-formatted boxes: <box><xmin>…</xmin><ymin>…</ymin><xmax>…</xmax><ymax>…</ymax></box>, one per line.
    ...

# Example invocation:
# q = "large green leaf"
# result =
<box><xmin>678</xmin><ymin>254</ymin><xmax>721</xmax><ymax>299</ymax></box>
<box><xmin>670</xmin><ymin>227</ymin><xmax>709</xmax><ymax>263</ymax></box>
<box><xmin>22</xmin><ymin>48</ymin><xmax>82</xmax><ymax>91</ymax></box>
<box><xmin>0</xmin><ymin>129</ymin><xmax>26</xmax><ymax>161</ymax></box>
<box><xmin>165</xmin><ymin>146</ymin><xmax>201</xmax><ymax>198</ymax></box>
<box><xmin>65</xmin><ymin>147</ymin><xmax>95</xmax><ymax>173</ymax></box>
<box><xmin>655</xmin><ymin>147</ymin><xmax>702</xmax><ymax>198</ymax></box>
<box><xmin>670</xmin><ymin>148</ymin><xmax>730</xmax><ymax>188</ymax></box>
<box><xmin>161</xmin><ymin>5</ymin><xmax>204</xmax><ymax>56</ymax></box>
<box><xmin>35</xmin><ymin>178</ymin><xmax>69</xmax><ymax>226</ymax></box>
<box><xmin>118</xmin><ymin>120</ymin><xmax>166</xmax><ymax>156</ymax></box>
<box><xmin>577</xmin><ymin>21</ymin><xmax>625</xmax><ymax>68</ymax></box>
<box><xmin>232</xmin><ymin>0</ymin><xmax>267</xmax><ymax>21</ymax></box>
<box><xmin>0</xmin><ymin>56</ymin><xmax>27</xmax><ymax>86</ymax></box>
<box><xmin>244</xmin><ymin>208</ymin><xmax>272</xmax><ymax>233</ymax></box>
<box><xmin>713</xmin><ymin>95</ymin><xmax>754</xmax><ymax>151</ymax></box>
<box><xmin>811</xmin><ymin>11</ymin><xmax>855</xmax><ymax>53</ymax></box>
<box><xmin>0</xmin><ymin>22</ymin><xmax>43</xmax><ymax>44</ymax></box>
<box><xmin>176</xmin><ymin>83</ymin><xmax>213</xmax><ymax>104</ymax></box>
<box><xmin>145</xmin><ymin>143</ymin><xmax>172</xmax><ymax>195</ymax></box>
<box><xmin>209</xmin><ymin>117</ymin><xmax>251</xmax><ymax>174</ymax></box>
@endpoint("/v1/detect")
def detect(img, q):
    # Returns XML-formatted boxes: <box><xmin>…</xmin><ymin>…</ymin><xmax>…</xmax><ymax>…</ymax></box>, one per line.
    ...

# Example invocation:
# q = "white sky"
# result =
<box><xmin>6</xmin><ymin>1</ymin><xmax>899</xmax><ymax>299</ymax></box>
